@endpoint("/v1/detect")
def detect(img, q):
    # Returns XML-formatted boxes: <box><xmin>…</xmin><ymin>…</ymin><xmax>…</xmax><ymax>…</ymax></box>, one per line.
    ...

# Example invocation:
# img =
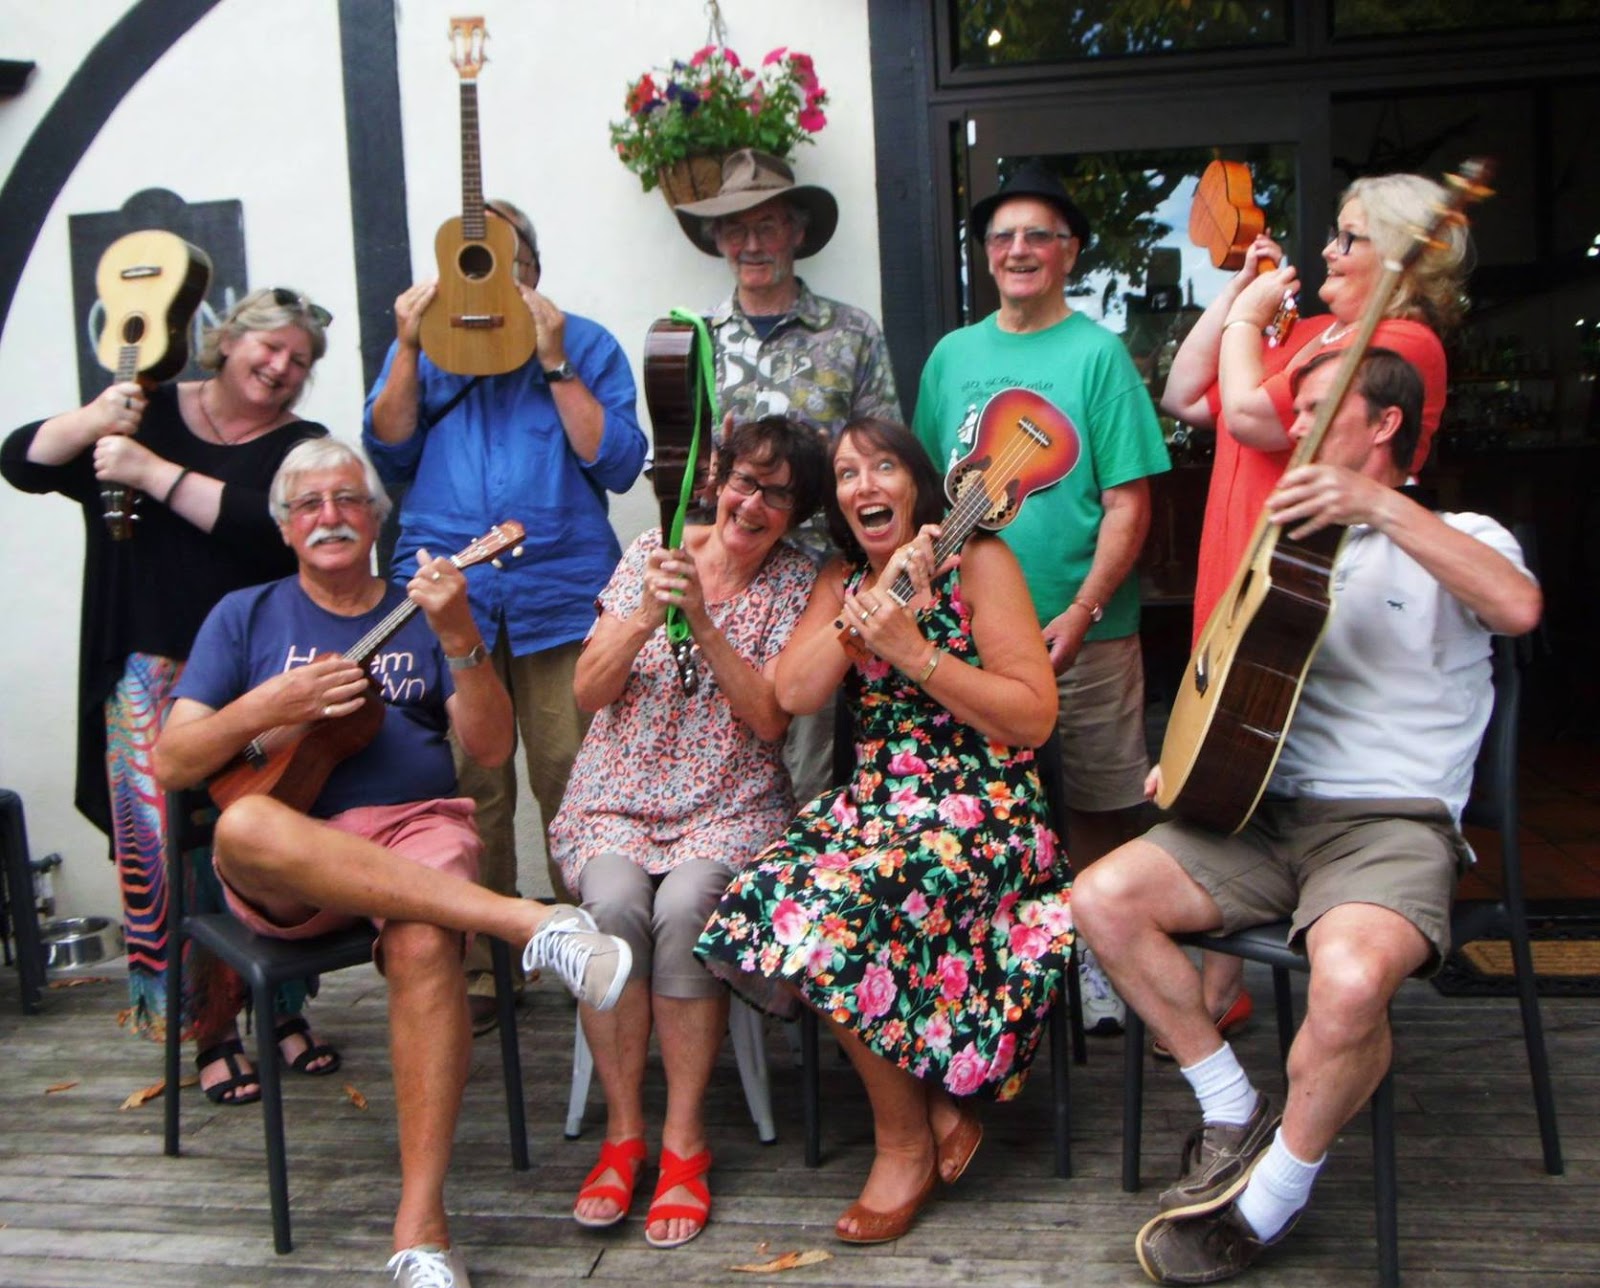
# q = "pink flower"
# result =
<box><xmin>935</xmin><ymin>953</ymin><xmax>970</xmax><ymax>1002</ymax></box>
<box><xmin>772</xmin><ymin>898</ymin><xmax>809</xmax><ymax>945</ymax></box>
<box><xmin>829</xmin><ymin>795</ymin><xmax>859</xmax><ymax>828</ymax></box>
<box><xmin>987</xmin><ymin>1032</ymin><xmax>1017</xmax><ymax>1080</ymax></box>
<box><xmin>1009</xmin><ymin>923</ymin><xmax>1050</xmax><ymax>961</ymax></box>
<box><xmin>689</xmin><ymin>45</ymin><xmax>716</xmax><ymax>66</ymax></box>
<box><xmin>857</xmin><ymin>963</ymin><xmax>897</xmax><ymax>1020</ymax></box>
<box><xmin>763</xmin><ymin>47</ymin><xmax>788</xmax><ymax>66</ymax></box>
<box><xmin>888</xmin><ymin>751</ymin><xmax>929</xmax><ymax>776</ymax></box>
<box><xmin>944</xmin><ymin>1043</ymin><xmax>989</xmax><ymax>1096</ymax></box>
<box><xmin>921</xmin><ymin>1010</ymin><xmax>953</xmax><ymax>1050</ymax></box>
<box><xmin>993</xmin><ymin>889</ymin><xmax>1021</xmax><ymax>929</ymax></box>
<box><xmin>902</xmin><ymin>890</ymin><xmax>930</xmax><ymax>921</ymax></box>
<box><xmin>937</xmin><ymin>793</ymin><xmax>984</xmax><ymax>830</ymax></box>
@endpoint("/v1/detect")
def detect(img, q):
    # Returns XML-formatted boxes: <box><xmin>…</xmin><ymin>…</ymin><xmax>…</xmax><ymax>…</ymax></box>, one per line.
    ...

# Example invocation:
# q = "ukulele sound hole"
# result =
<box><xmin>457</xmin><ymin>244</ymin><xmax>495</xmax><ymax>281</ymax></box>
<box><xmin>120</xmin><ymin>314</ymin><xmax>147</xmax><ymax>345</ymax></box>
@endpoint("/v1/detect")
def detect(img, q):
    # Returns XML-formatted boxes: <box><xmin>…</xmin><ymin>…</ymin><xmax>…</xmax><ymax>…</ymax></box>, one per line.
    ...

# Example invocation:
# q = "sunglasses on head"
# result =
<box><xmin>271</xmin><ymin>287</ymin><xmax>333</xmax><ymax>327</ymax></box>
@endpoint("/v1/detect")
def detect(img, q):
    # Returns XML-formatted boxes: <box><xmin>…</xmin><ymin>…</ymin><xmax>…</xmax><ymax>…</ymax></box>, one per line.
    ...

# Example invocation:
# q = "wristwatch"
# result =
<box><xmin>445</xmin><ymin>642</ymin><xmax>489</xmax><ymax>672</ymax></box>
<box><xmin>543</xmin><ymin>360</ymin><xmax>577</xmax><ymax>383</ymax></box>
<box><xmin>1071</xmin><ymin>596</ymin><xmax>1104</xmax><ymax>623</ymax></box>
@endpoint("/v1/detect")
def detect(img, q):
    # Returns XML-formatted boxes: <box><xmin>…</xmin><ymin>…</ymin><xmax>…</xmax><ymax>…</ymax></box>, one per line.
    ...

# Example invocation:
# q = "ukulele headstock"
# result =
<box><xmin>448</xmin><ymin>16</ymin><xmax>487</xmax><ymax>80</ymax></box>
<box><xmin>452</xmin><ymin>520</ymin><xmax>526</xmax><ymax>572</ymax></box>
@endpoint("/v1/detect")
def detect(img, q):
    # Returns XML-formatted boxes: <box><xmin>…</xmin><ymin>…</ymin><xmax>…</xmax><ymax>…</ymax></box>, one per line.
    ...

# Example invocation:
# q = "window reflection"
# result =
<box><xmin>953</xmin><ymin>0</ymin><xmax>1288</xmax><ymax>69</ymax></box>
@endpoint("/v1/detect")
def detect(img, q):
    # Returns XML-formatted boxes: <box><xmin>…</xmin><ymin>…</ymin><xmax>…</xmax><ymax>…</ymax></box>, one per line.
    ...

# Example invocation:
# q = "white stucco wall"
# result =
<box><xmin>0</xmin><ymin>0</ymin><xmax>883</xmax><ymax>923</ymax></box>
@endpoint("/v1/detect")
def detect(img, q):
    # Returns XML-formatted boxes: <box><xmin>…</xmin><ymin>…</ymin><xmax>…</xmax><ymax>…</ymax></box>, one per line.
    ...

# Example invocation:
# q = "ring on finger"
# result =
<box><xmin>430</xmin><ymin>570</ymin><xmax>441</xmax><ymax>582</ymax></box>
<box><xmin>322</xmin><ymin>703</ymin><xmax>334</xmax><ymax>718</ymax></box>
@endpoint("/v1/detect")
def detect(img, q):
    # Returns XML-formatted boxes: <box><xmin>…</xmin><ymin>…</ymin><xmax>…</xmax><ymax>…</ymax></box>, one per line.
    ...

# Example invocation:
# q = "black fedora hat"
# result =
<box><xmin>968</xmin><ymin>162</ymin><xmax>1092</xmax><ymax>247</ymax></box>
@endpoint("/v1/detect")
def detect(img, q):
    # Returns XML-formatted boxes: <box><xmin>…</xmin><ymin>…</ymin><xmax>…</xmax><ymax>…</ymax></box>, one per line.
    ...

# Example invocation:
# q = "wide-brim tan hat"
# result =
<box><xmin>674</xmin><ymin>149</ymin><xmax>839</xmax><ymax>258</ymax></box>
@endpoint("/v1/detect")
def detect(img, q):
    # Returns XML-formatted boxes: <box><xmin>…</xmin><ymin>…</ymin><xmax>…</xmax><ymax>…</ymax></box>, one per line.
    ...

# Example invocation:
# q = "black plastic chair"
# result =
<box><xmin>0</xmin><ymin>789</ymin><xmax>47</xmax><ymax>1015</ymax></box>
<box><xmin>800</xmin><ymin>701</ymin><xmax>1083</xmax><ymax>1178</ymax></box>
<box><xmin>160</xmin><ymin>787</ymin><xmax>529</xmax><ymax>1254</ymax></box>
<box><xmin>1120</xmin><ymin>634</ymin><xmax>1563</xmax><ymax>1287</ymax></box>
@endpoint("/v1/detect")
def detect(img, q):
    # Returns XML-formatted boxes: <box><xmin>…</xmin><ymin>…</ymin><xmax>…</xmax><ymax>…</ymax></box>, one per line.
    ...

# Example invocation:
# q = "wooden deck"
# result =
<box><xmin>2</xmin><ymin>958</ymin><xmax>1596</xmax><ymax>1288</ymax></box>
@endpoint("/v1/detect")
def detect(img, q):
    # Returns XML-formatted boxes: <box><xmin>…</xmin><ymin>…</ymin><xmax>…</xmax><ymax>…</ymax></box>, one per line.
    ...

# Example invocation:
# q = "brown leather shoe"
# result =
<box><xmin>835</xmin><ymin>1166</ymin><xmax>939</xmax><ymax>1245</ymax></box>
<box><xmin>1136</xmin><ymin>1199</ymin><xmax>1300</xmax><ymax>1285</ymax></box>
<box><xmin>468</xmin><ymin>993</ymin><xmax>499</xmax><ymax>1037</ymax></box>
<box><xmin>1158</xmin><ymin>1094</ymin><xmax>1280</xmax><ymax>1216</ymax></box>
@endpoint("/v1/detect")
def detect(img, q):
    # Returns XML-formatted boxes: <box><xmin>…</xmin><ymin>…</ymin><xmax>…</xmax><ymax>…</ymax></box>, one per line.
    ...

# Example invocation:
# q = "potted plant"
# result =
<box><xmin>609</xmin><ymin>45</ymin><xmax>828</xmax><ymax>206</ymax></box>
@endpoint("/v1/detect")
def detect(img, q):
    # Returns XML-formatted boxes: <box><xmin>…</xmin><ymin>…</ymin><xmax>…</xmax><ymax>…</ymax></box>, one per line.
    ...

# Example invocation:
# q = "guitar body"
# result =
<box><xmin>95</xmin><ymin>229</ymin><xmax>212</xmax><ymax>381</ymax></box>
<box><xmin>643</xmin><ymin>318</ymin><xmax>714</xmax><ymax>535</ymax></box>
<box><xmin>1156</xmin><ymin>519</ymin><xmax>1345</xmax><ymax>833</ymax></box>
<box><xmin>946</xmin><ymin>388</ymin><xmax>1081</xmax><ymax>528</ymax></box>
<box><xmin>419</xmin><ymin>214</ymin><xmax>538</xmax><ymax>376</ymax></box>
<box><xmin>1189</xmin><ymin>160</ymin><xmax>1265</xmax><ymax>271</ymax></box>
<box><xmin>209</xmin><ymin>689</ymin><xmax>386</xmax><ymax>813</ymax></box>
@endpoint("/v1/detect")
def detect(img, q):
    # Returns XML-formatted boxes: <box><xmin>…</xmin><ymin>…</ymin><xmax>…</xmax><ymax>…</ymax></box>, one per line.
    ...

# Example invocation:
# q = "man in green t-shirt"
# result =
<box><xmin>913</xmin><ymin>164</ymin><xmax>1170</xmax><ymax>1034</ymax></box>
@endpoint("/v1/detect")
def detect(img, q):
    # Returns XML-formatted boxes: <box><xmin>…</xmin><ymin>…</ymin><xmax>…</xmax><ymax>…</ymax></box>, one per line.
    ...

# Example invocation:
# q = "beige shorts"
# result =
<box><xmin>1144</xmin><ymin>796</ymin><xmax>1470</xmax><ymax>974</ymax></box>
<box><xmin>1056</xmin><ymin>634</ymin><xmax>1150</xmax><ymax>812</ymax></box>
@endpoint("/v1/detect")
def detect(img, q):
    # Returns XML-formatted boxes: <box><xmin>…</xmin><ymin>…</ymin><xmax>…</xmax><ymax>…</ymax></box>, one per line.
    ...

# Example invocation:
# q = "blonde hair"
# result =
<box><xmin>197</xmin><ymin>287</ymin><xmax>330</xmax><ymax>409</ymax></box>
<box><xmin>1340</xmin><ymin>173</ymin><xmax>1471</xmax><ymax>333</ymax></box>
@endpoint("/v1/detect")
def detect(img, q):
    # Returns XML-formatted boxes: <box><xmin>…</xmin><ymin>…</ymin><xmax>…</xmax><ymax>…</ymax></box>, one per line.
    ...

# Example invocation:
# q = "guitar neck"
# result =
<box><xmin>459</xmin><ymin>80</ymin><xmax>485</xmax><ymax>240</ymax></box>
<box><xmin>884</xmin><ymin>479</ymin><xmax>990</xmax><ymax>605</ymax></box>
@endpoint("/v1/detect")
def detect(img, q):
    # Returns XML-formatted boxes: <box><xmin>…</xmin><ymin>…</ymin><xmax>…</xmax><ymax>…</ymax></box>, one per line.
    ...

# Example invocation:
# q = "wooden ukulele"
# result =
<box><xmin>1190</xmin><ymin>160</ymin><xmax>1297</xmax><ymax>348</ymax></box>
<box><xmin>837</xmin><ymin>387</ymin><xmax>1080</xmax><ymax>660</ymax></box>
<box><xmin>1156</xmin><ymin>160</ymin><xmax>1493</xmax><ymax>833</ymax></box>
<box><xmin>642</xmin><ymin>317</ymin><xmax>715</xmax><ymax>694</ymax></box>
<box><xmin>418</xmin><ymin>16</ymin><xmax>538</xmax><ymax>377</ymax></box>
<box><xmin>208</xmin><ymin>521</ymin><xmax>525</xmax><ymax>812</ymax></box>
<box><xmin>93</xmin><ymin>229</ymin><xmax>212</xmax><ymax>538</ymax></box>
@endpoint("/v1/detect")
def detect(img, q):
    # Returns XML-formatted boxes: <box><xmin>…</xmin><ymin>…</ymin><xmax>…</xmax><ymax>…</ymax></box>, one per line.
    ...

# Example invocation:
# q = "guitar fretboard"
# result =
<box><xmin>460</xmin><ymin>81</ymin><xmax>485</xmax><ymax>241</ymax></box>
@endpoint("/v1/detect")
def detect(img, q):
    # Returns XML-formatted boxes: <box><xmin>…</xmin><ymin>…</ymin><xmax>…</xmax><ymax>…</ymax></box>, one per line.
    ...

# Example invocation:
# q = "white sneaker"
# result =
<box><xmin>522</xmin><ymin>905</ymin><xmax>632</xmax><ymax>1012</ymax></box>
<box><xmin>386</xmin><ymin>1244</ymin><xmax>470</xmax><ymax>1288</ymax></box>
<box><xmin>1077</xmin><ymin>946</ymin><xmax>1127</xmax><ymax>1035</ymax></box>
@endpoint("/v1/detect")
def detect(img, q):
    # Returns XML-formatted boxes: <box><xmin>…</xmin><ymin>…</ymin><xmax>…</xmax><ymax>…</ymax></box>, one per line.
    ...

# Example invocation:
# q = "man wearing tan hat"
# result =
<box><xmin>676</xmin><ymin>149</ymin><xmax>900</xmax><ymax>800</ymax></box>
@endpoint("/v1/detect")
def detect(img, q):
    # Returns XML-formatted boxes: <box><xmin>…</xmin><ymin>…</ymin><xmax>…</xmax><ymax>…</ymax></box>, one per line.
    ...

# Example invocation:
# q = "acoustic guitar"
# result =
<box><xmin>418</xmin><ymin>16</ymin><xmax>538</xmax><ymax>377</ymax></box>
<box><xmin>837</xmin><ymin>387</ymin><xmax>1080</xmax><ymax>661</ymax></box>
<box><xmin>642</xmin><ymin>317</ymin><xmax>715</xmax><ymax>694</ymax></box>
<box><xmin>93</xmin><ymin>229</ymin><xmax>212</xmax><ymax>538</ymax></box>
<box><xmin>208</xmin><ymin>521</ymin><xmax>526</xmax><ymax>812</ymax></box>
<box><xmin>1189</xmin><ymin>159</ymin><xmax>1297</xmax><ymax>348</ymax></box>
<box><xmin>1156</xmin><ymin>160</ymin><xmax>1493</xmax><ymax>833</ymax></box>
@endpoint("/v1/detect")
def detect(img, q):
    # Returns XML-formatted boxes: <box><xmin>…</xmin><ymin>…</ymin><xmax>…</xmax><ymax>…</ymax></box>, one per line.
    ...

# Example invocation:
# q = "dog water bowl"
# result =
<box><xmin>41</xmin><ymin>916</ymin><xmax>124</xmax><ymax>970</ymax></box>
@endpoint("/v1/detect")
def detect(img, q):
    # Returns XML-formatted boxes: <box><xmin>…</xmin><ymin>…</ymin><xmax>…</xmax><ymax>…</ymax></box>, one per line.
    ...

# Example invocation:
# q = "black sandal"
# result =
<box><xmin>274</xmin><ymin>1015</ymin><xmax>342</xmax><ymax>1076</ymax></box>
<box><xmin>196</xmin><ymin>1037</ymin><xmax>262</xmax><ymax>1106</ymax></box>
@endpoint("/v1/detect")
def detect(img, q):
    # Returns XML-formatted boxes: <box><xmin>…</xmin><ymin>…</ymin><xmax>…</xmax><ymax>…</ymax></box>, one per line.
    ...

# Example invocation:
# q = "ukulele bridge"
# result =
<box><xmin>449</xmin><ymin>314</ymin><xmax>507</xmax><ymax>329</ymax></box>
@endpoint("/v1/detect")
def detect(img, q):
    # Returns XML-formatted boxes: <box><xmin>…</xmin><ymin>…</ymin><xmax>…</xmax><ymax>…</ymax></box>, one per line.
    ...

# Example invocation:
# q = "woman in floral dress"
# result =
<box><xmin>697</xmin><ymin>417</ymin><xmax>1073</xmax><ymax>1244</ymax></box>
<box><xmin>549</xmin><ymin>416</ymin><xmax>824</xmax><ymax>1249</ymax></box>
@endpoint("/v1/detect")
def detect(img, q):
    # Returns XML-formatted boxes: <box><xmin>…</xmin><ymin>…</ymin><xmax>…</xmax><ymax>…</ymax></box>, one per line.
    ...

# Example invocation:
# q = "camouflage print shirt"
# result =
<box><xmin>710</xmin><ymin>279</ymin><xmax>901</xmax><ymax>562</ymax></box>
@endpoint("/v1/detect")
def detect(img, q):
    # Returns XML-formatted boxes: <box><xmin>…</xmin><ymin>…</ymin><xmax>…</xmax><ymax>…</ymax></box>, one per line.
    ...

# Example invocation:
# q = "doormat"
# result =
<box><xmin>1433</xmin><ymin>916</ymin><xmax>1600</xmax><ymax>997</ymax></box>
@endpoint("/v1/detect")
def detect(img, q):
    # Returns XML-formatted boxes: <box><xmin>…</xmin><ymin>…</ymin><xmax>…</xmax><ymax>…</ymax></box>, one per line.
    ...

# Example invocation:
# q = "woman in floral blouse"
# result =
<box><xmin>697</xmin><ymin>418</ymin><xmax>1073</xmax><ymax>1244</ymax></box>
<box><xmin>549</xmin><ymin>416</ymin><xmax>824</xmax><ymax>1249</ymax></box>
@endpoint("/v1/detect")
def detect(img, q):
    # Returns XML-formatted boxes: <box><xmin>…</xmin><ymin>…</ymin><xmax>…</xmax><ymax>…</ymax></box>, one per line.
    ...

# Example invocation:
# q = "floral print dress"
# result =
<box><xmin>696</xmin><ymin>565</ymin><xmax>1073</xmax><ymax>1101</ymax></box>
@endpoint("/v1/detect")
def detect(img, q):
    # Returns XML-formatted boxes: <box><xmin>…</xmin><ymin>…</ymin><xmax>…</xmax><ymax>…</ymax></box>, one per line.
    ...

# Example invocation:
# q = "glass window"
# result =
<box><xmin>1332</xmin><ymin>0</ymin><xmax>1600</xmax><ymax>39</ymax></box>
<box><xmin>953</xmin><ymin>0</ymin><xmax>1288</xmax><ymax>69</ymax></box>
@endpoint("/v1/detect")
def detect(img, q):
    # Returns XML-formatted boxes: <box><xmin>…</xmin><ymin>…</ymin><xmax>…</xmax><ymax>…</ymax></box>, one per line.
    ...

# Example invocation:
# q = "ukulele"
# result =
<box><xmin>418</xmin><ymin>16</ymin><xmax>538</xmax><ymax>377</ymax></box>
<box><xmin>837</xmin><ymin>388</ymin><xmax>1080</xmax><ymax>661</ymax></box>
<box><xmin>642</xmin><ymin>317</ymin><xmax>715</xmax><ymax>694</ymax></box>
<box><xmin>93</xmin><ymin>229</ymin><xmax>212</xmax><ymax>538</ymax></box>
<box><xmin>1189</xmin><ymin>160</ymin><xmax>1297</xmax><ymax>348</ymax></box>
<box><xmin>1156</xmin><ymin>160</ymin><xmax>1493</xmax><ymax>833</ymax></box>
<box><xmin>208</xmin><ymin>521</ymin><xmax>526</xmax><ymax>812</ymax></box>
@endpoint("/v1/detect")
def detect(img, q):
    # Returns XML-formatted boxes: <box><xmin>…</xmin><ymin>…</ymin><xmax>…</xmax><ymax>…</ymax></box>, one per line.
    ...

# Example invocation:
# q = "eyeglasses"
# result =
<box><xmin>983</xmin><ymin>226</ymin><xmax>1073</xmax><ymax>251</ymax></box>
<box><xmin>284</xmin><ymin>490</ymin><xmax>373</xmax><ymax>519</ymax></box>
<box><xmin>1326</xmin><ymin>227</ymin><xmax>1372</xmax><ymax>257</ymax></box>
<box><xmin>725</xmin><ymin>469</ymin><xmax>795</xmax><ymax>511</ymax></box>
<box><xmin>272</xmin><ymin>288</ymin><xmax>333</xmax><ymax>327</ymax></box>
<box><xmin>713</xmin><ymin>217</ymin><xmax>791</xmax><ymax>249</ymax></box>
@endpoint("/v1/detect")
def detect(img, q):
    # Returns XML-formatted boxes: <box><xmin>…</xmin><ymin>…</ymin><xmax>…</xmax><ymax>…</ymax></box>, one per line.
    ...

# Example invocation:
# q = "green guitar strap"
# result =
<box><xmin>662</xmin><ymin>307</ymin><xmax>720</xmax><ymax>691</ymax></box>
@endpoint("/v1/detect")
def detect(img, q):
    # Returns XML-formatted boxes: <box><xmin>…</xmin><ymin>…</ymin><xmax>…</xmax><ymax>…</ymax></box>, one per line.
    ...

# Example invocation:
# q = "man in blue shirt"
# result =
<box><xmin>364</xmin><ymin>199</ymin><xmax>647</xmax><ymax>1030</ymax></box>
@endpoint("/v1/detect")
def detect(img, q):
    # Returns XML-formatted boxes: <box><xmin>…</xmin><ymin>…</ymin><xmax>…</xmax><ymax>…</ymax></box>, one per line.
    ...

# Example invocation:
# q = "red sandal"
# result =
<box><xmin>573</xmin><ymin>1137</ymin><xmax>647</xmax><ymax>1229</ymax></box>
<box><xmin>644</xmin><ymin>1146</ymin><xmax>712</xmax><ymax>1249</ymax></box>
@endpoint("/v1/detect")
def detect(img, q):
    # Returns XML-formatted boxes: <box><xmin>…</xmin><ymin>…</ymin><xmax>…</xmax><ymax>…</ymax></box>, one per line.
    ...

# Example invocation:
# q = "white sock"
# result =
<box><xmin>1179</xmin><ymin>1042</ymin><xmax>1258</xmax><ymax>1126</ymax></box>
<box><xmin>1235</xmin><ymin>1128</ymin><xmax>1323</xmax><ymax>1241</ymax></box>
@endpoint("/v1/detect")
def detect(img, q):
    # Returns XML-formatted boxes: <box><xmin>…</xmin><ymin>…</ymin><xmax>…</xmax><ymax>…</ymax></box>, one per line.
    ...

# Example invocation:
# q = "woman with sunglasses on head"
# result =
<box><xmin>2</xmin><ymin>286</ymin><xmax>336</xmax><ymax>1103</ymax></box>
<box><xmin>547</xmin><ymin>415</ymin><xmax>825</xmax><ymax>1249</ymax></box>
<box><xmin>1156</xmin><ymin>172</ymin><xmax>1471</xmax><ymax>1055</ymax></box>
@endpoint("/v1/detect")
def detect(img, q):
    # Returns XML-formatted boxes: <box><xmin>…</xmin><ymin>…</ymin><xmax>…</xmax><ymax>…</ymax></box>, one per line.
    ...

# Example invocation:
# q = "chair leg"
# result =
<box><xmin>1049</xmin><ymin>999</ymin><xmax>1071</xmax><ymax>1177</ymax></box>
<box><xmin>1067</xmin><ymin>944</ymin><xmax>1088</xmax><ymax>1065</ymax></box>
<box><xmin>251</xmin><ymin>977</ymin><xmax>293</xmax><ymax>1254</ymax></box>
<box><xmin>162</xmin><ymin>914</ymin><xmax>186</xmax><ymax>1158</ymax></box>
<box><xmin>566</xmin><ymin>1024</ymin><xmax>593</xmax><ymax>1140</ymax></box>
<box><xmin>1371</xmin><ymin>1070</ymin><xmax>1399</xmax><ymax>1288</ymax></box>
<box><xmin>800</xmin><ymin>1006</ymin><xmax>821</xmax><ymax>1168</ymax></box>
<box><xmin>490</xmin><ymin>937</ymin><xmax>529</xmax><ymax>1170</ymax></box>
<box><xmin>1122</xmin><ymin>1010</ymin><xmax>1146</xmax><ymax>1192</ymax></box>
<box><xmin>729</xmin><ymin>999</ymin><xmax>777</xmax><ymax>1144</ymax></box>
<box><xmin>1500</xmin><ymin>857</ymin><xmax>1564</xmax><ymax>1175</ymax></box>
<box><xmin>1271</xmin><ymin>966</ymin><xmax>1294</xmax><ymax>1076</ymax></box>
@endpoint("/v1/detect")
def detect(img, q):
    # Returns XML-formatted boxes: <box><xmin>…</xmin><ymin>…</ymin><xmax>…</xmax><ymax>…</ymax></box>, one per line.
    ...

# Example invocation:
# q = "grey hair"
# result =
<box><xmin>269</xmin><ymin>438</ymin><xmax>392</xmax><ymax>524</ymax></box>
<box><xmin>197</xmin><ymin>287</ymin><xmax>330</xmax><ymax>409</ymax></box>
<box><xmin>1340</xmin><ymin>173</ymin><xmax>1471</xmax><ymax>333</ymax></box>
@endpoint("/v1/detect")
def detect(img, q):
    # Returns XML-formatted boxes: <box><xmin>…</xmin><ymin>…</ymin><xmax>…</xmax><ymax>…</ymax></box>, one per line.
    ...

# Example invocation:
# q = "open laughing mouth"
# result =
<box><xmin>856</xmin><ymin>504</ymin><xmax>894</xmax><ymax>534</ymax></box>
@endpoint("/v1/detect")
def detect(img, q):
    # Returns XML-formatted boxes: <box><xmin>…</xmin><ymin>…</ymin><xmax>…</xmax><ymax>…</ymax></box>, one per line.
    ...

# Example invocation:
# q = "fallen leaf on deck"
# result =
<box><xmin>729</xmin><ymin>1249</ymin><xmax>832</xmax><ymax>1273</ymax></box>
<box><xmin>120</xmin><ymin>1080</ymin><xmax>165</xmax><ymax>1110</ymax></box>
<box><xmin>343</xmin><ymin>1082</ymin><xmax>369</xmax><ymax>1110</ymax></box>
<box><xmin>49</xmin><ymin>976</ymin><xmax>111</xmax><ymax>989</ymax></box>
<box><xmin>180</xmin><ymin>1073</ymin><xmax>200</xmax><ymax>1088</ymax></box>
<box><xmin>45</xmin><ymin>1081</ymin><xmax>79</xmax><ymax>1094</ymax></box>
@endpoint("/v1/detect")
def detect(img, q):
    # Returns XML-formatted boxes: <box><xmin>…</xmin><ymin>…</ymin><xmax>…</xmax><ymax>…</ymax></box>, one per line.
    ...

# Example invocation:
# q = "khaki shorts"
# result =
<box><xmin>1144</xmin><ymin>797</ymin><xmax>1471</xmax><ymax>974</ymax></box>
<box><xmin>1056</xmin><ymin>634</ymin><xmax>1150</xmax><ymax>812</ymax></box>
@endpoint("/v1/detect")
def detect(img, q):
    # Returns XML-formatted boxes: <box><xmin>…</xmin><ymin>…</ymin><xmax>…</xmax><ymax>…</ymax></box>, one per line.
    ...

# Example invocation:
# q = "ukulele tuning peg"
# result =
<box><xmin>512</xmin><ymin>544</ymin><xmax>524</xmax><ymax>559</ymax></box>
<box><xmin>491</xmin><ymin>558</ymin><xmax>504</xmax><ymax>570</ymax></box>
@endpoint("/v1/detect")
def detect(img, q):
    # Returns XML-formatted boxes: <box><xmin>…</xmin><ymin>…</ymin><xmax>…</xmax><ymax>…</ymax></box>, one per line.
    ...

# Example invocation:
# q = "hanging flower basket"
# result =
<box><xmin>656</xmin><ymin>152</ymin><xmax>732</xmax><ymax>209</ymax></box>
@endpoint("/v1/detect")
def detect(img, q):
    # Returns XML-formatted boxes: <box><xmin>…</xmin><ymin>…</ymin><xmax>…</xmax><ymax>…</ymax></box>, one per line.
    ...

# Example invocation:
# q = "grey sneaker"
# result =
<box><xmin>522</xmin><ymin>905</ymin><xmax>632</xmax><ymax>1012</ymax></box>
<box><xmin>1158</xmin><ymin>1094</ymin><xmax>1280</xmax><ymax>1217</ymax></box>
<box><xmin>1078</xmin><ymin>946</ymin><xmax>1127</xmax><ymax>1035</ymax></box>
<box><xmin>1136</xmin><ymin>1198</ymin><xmax>1300</xmax><ymax>1285</ymax></box>
<box><xmin>386</xmin><ymin>1243</ymin><xmax>470</xmax><ymax>1288</ymax></box>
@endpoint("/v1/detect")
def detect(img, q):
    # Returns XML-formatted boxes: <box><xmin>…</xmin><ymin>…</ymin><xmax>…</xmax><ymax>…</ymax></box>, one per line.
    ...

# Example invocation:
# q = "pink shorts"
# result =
<box><xmin>220</xmin><ymin>797</ymin><xmax>483</xmax><ymax>963</ymax></box>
